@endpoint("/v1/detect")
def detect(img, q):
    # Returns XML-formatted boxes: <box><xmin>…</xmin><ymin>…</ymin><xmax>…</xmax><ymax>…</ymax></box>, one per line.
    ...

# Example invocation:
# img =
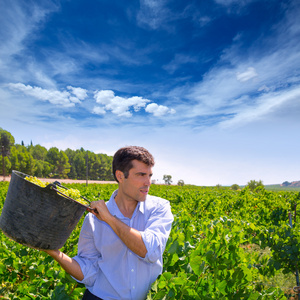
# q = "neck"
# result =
<box><xmin>115</xmin><ymin>192</ymin><xmax>138</xmax><ymax>218</ymax></box>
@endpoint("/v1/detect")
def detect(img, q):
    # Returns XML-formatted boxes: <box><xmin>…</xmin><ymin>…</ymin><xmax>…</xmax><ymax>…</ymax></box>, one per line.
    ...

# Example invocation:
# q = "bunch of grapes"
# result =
<box><xmin>25</xmin><ymin>176</ymin><xmax>49</xmax><ymax>187</ymax></box>
<box><xmin>25</xmin><ymin>176</ymin><xmax>88</xmax><ymax>205</ymax></box>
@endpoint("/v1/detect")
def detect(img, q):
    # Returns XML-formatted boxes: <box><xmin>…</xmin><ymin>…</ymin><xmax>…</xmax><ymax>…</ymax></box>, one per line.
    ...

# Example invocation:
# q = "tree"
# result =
<box><xmin>45</xmin><ymin>147</ymin><xmax>60</xmax><ymax>175</ymax></box>
<box><xmin>0</xmin><ymin>156</ymin><xmax>11</xmax><ymax>178</ymax></box>
<box><xmin>45</xmin><ymin>147</ymin><xmax>71</xmax><ymax>178</ymax></box>
<box><xmin>73</xmin><ymin>152</ymin><xmax>86</xmax><ymax>180</ymax></box>
<box><xmin>247</xmin><ymin>180</ymin><xmax>264</xmax><ymax>191</ymax></box>
<box><xmin>177</xmin><ymin>179</ymin><xmax>185</xmax><ymax>186</ymax></box>
<box><xmin>163</xmin><ymin>175</ymin><xmax>172</xmax><ymax>185</ymax></box>
<box><xmin>28</xmin><ymin>144</ymin><xmax>50</xmax><ymax>177</ymax></box>
<box><xmin>231</xmin><ymin>184</ymin><xmax>240</xmax><ymax>190</ymax></box>
<box><xmin>56</xmin><ymin>151</ymin><xmax>71</xmax><ymax>178</ymax></box>
<box><xmin>30</xmin><ymin>144</ymin><xmax>47</xmax><ymax>161</ymax></box>
<box><xmin>0</xmin><ymin>128</ymin><xmax>115</xmax><ymax>181</ymax></box>
<box><xmin>0</xmin><ymin>128</ymin><xmax>15</xmax><ymax>177</ymax></box>
<box><xmin>34</xmin><ymin>160</ymin><xmax>51</xmax><ymax>177</ymax></box>
<box><xmin>11</xmin><ymin>144</ymin><xmax>36</xmax><ymax>175</ymax></box>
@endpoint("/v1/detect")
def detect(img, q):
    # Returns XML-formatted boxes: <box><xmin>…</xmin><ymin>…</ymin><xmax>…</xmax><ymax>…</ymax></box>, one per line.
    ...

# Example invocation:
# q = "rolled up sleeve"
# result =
<box><xmin>72</xmin><ymin>213</ymin><xmax>102</xmax><ymax>286</ymax></box>
<box><xmin>72</xmin><ymin>255</ymin><xmax>99</xmax><ymax>286</ymax></box>
<box><xmin>141</xmin><ymin>201</ymin><xmax>174</xmax><ymax>263</ymax></box>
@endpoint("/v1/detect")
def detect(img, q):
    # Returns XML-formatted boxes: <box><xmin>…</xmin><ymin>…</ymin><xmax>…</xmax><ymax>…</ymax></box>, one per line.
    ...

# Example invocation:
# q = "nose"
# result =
<box><xmin>145</xmin><ymin>175</ymin><xmax>151</xmax><ymax>186</ymax></box>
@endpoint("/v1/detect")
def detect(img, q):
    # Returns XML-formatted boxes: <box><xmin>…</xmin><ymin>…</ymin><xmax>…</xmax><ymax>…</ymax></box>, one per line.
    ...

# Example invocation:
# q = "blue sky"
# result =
<box><xmin>1</xmin><ymin>0</ymin><xmax>300</xmax><ymax>186</ymax></box>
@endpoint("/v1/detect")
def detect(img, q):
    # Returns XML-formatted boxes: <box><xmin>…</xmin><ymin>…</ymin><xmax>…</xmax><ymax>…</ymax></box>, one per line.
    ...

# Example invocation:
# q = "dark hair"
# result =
<box><xmin>112</xmin><ymin>146</ymin><xmax>155</xmax><ymax>182</ymax></box>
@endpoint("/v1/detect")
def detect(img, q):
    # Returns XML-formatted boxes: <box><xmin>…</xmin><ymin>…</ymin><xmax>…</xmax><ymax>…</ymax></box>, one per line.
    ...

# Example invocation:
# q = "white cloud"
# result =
<box><xmin>94</xmin><ymin>90</ymin><xmax>115</xmax><ymax>105</ymax></box>
<box><xmin>94</xmin><ymin>90</ymin><xmax>152</xmax><ymax>117</ymax></box>
<box><xmin>236</xmin><ymin>67</ymin><xmax>258</xmax><ymax>82</ymax></box>
<box><xmin>6</xmin><ymin>84</ymin><xmax>176</xmax><ymax>118</ymax></box>
<box><xmin>69</xmin><ymin>96</ymin><xmax>81</xmax><ymax>104</ymax></box>
<box><xmin>67</xmin><ymin>86</ymin><xmax>88</xmax><ymax>100</ymax></box>
<box><xmin>7</xmin><ymin>83</ymin><xmax>76</xmax><ymax>108</ymax></box>
<box><xmin>92</xmin><ymin>106</ymin><xmax>106</xmax><ymax>115</ymax></box>
<box><xmin>145</xmin><ymin>103</ymin><xmax>176</xmax><ymax>117</ymax></box>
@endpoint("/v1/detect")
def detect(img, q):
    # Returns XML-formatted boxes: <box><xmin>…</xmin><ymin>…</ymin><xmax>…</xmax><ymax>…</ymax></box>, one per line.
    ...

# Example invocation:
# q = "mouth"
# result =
<box><xmin>140</xmin><ymin>188</ymin><xmax>149</xmax><ymax>195</ymax></box>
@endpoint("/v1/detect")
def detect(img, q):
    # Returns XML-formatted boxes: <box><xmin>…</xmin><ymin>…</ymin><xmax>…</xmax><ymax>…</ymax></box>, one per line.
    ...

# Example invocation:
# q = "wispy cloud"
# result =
<box><xmin>214</xmin><ymin>0</ymin><xmax>256</xmax><ymax>14</ymax></box>
<box><xmin>220</xmin><ymin>86</ymin><xmax>300</xmax><ymax>128</ymax></box>
<box><xmin>0</xmin><ymin>1</ymin><xmax>58</xmax><ymax>58</ymax></box>
<box><xmin>236</xmin><ymin>67</ymin><xmax>258</xmax><ymax>82</ymax></box>
<box><xmin>172</xmin><ymin>0</ymin><xmax>300</xmax><ymax>128</ymax></box>
<box><xmin>163</xmin><ymin>54</ymin><xmax>198</xmax><ymax>74</ymax></box>
<box><xmin>0</xmin><ymin>1</ymin><xmax>59</xmax><ymax>86</ymax></box>
<box><xmin>1</xmin><ymin>0</ymin><xmax>300</xmax><ymax>186</ymax></box>
<box><xmin>137</xmin><ymin>0</ymin><xmax>170</xmax><ymax>30</ymax></box>
<box><xmin>136</xmin><ymin>0</ymin><xmax>194</xmax><ymax>32</ymax></box>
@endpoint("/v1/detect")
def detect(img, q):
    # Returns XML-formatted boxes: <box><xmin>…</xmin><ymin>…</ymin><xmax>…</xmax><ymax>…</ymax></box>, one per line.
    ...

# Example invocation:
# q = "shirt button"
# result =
<box><xmin>131</xmin><ymin>269</ymin><xmax>134</xmax><ymax>272</ymax></box>
<box><xmin>133</xmin><ymin>286</ymin><xmax>135</xmax><ymax>289</ymax></box>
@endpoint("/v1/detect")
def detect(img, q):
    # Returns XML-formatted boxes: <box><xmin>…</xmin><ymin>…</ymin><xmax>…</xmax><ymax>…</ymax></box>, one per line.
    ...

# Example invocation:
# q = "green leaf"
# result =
<box><xmin>168</xmin><ymin>240</ymin><xmax>179</xmax><ymax>255</ymax></box>
<box><xmin>217</xmin><ymin>280</ymin><xmax>227</xmax><ymax>295</ymax></box>
<box><xmin>190</xmin><ymin>256</ymin><xmax>205</xmax><ymax>276</ymax></box>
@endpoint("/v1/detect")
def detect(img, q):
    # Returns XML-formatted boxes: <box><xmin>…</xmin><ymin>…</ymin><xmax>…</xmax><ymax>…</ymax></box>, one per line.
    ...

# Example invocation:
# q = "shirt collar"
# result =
<box><xmin>108</xmin><ymin>189</ymin><xmax>145</xmax><ymax>218</ymax></box>
<box><xmin>139</xmin><ymin>201</ymin><xmax>145</xmax><ymax>214</ymax></box>
<box><xmin>107</xmin><ymin>190</ymin><xmax>123</xmax><ymax>218</ymax></box>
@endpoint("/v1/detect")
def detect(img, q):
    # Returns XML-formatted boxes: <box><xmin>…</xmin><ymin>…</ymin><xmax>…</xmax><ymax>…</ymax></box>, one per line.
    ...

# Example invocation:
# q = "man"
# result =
<box><xmin>44</xmin><ymin>146</ymin><xmax>174</xmax><ymax>300</ymax></box>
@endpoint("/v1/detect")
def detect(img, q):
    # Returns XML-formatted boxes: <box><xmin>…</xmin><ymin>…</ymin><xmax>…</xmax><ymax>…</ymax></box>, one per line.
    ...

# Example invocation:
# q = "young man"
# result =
<box><xmin>44</xmin><ymin>146</ymin><xmax>174</xmax><ymax>300</ymax></box>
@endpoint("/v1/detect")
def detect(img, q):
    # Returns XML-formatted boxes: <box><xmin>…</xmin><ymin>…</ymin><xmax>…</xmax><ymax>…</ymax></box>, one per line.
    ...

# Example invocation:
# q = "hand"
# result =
<box><xmin>42</xmin><ymin>249</ymin><xmax>84</xmax><ymax>281</ymax></box>
<box><xmin>89</xmin><ymin>200</ymin><xmax>112</xmax><ymax>223</ymax></box>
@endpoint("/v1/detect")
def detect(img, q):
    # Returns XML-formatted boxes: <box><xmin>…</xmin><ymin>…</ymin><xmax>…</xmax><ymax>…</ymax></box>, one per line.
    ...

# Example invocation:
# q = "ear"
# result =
<box><xmin>115</xmin><ymin>170</ymin><xmax>124</xmax><ymax>183</ymax></box>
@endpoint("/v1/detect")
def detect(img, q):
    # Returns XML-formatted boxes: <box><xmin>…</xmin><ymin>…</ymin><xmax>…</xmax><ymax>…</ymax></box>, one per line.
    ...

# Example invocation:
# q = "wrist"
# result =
<box><xmin>44</xmin><ymin>249</ymin><xmax>61</xmax><ymax>258</ymax></box>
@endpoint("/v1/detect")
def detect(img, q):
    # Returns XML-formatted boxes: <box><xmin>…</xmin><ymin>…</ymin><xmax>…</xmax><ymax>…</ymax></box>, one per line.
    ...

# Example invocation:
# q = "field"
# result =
<box><xmin>265</xmin><ymin>185</ymin><xmax>300</xmax><ymax>192</ymax></box>
<box><xmin>1</xmin><ymin>181</ymin><xmax>300</xmax><ymax>299</ymax></box>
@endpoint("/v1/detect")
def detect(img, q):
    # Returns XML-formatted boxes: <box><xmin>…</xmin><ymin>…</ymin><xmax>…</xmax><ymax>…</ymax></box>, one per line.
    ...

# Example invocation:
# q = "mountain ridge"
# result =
<box><xmin>280</xmin><ymin>180</ymin><xmax>300</xmax><ymax>187</ymax></box>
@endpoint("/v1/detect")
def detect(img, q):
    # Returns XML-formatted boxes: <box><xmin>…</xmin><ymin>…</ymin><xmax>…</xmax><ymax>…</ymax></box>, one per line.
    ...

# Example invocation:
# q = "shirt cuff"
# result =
<box><xmin>141</xmin><ymin>231</ymin><xmax>161</xmax><ymax>263</ymax></box>
<box><xmin>72</xmin><ymin>255</ymin><xmax>100</xmax><ymax>287</ymax></box>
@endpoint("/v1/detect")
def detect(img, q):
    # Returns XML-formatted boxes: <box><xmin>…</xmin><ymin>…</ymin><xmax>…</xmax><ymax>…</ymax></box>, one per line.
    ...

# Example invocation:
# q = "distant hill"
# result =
<box><xmin>281</xmin><ymin>180</ymin><xmax>300</xmax><ymax>187</ymax></box>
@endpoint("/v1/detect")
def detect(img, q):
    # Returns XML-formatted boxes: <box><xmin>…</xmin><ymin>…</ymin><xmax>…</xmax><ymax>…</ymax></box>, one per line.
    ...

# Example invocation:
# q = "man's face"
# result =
<box><xmin>119</xmin><ymin>160</ymin><xmax>153</xmax><ymax>203</ymax></box>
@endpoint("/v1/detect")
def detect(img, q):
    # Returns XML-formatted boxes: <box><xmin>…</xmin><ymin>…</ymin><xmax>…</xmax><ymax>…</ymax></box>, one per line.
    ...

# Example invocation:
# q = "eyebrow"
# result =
<box><xmin>136</xmin><ymin>172</ymin><xmax>153</xmax><ymax>176</ymax></box>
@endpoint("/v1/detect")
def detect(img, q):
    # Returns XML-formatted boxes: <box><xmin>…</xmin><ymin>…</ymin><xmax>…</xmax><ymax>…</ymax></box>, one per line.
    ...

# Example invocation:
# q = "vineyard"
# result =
<box><xmin>1</xmin><ymin>181</ymin><xmax>300</xmax><ymax>299</ymax></box>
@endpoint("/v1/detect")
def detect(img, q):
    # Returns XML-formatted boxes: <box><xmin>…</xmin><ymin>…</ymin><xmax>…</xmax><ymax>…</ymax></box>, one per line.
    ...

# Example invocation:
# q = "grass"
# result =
<box><xmin>245</xmin><ymin>244</ymin><xmax>298</xmax><ymax>298</ymax></box>
<box><xmin>265</xmin><ymin>185</ymin><xmax>300</xmax><ymax>192</ymax></box>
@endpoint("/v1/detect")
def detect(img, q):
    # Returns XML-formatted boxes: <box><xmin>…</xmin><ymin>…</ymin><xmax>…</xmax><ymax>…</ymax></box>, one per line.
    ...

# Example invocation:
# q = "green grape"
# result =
<box><xmin>25</xmin><ymin>176</ymin><xmax>88</xmax><ymax>205</ymax></box>
<box><xmin>25</xmin><ymin>176</ymin><xmax>49</xmax><ymax>187</ymax></box>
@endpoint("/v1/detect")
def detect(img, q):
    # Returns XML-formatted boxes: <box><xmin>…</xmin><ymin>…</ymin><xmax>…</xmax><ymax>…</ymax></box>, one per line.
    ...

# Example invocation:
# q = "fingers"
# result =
<box><xmin>89</xmin><ymin>200</ymin><xmax>105</xmax><ymax>217</ymax></box>
<box><xmin>90</xmin><ymin>200</ymin><xmax>103</xmax><ymax>210</ymax></box>
<box><xmin>87</xmin><ymin>207</ymin><xmax>97</xmax><ymax>214</ymax></box>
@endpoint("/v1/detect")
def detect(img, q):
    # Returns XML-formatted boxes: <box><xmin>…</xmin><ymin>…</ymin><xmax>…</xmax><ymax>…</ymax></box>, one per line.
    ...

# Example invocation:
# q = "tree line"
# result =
<box><xmin>0</xmin><ymin>128</ymin><xmax>114</xmax><ymax>181</ymax></box>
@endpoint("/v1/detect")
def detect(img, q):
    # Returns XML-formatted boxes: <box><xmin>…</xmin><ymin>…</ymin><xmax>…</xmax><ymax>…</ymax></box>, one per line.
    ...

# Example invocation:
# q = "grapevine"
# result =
<box><xmin>1</xmin><ymin>182</ymin><xmax>300</xmax><ymax>298</ymax></box>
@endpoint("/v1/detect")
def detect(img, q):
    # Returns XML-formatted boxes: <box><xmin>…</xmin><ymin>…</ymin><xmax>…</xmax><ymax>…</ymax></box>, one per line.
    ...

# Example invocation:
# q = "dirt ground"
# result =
<box><xmin>0</xmin><ymin>175</ymin><xmax>116</xmax><ymax>185</ymax></box>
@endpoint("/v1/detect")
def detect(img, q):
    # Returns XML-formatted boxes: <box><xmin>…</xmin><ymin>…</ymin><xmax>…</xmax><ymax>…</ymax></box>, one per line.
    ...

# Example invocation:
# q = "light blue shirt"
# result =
<box><xmin>73</xmin><ymin>190</ymin><xmax>174</xmax><ymax>300</ymax></box>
